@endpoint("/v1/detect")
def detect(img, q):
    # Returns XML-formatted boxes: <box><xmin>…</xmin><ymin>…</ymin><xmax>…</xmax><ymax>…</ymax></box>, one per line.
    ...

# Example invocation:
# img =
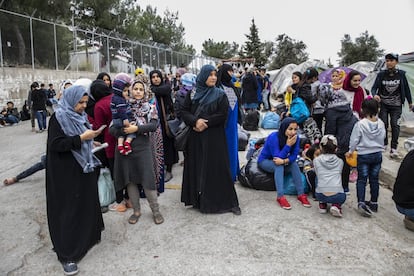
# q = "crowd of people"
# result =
<box><xmin>2</xmin><ymin>52</ymin><xmax>414</xmax><ymax>275</ymax></box>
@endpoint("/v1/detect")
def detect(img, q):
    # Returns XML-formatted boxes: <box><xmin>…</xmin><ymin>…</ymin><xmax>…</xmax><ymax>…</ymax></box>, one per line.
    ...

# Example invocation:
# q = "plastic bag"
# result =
<box><xmin>98</xmin><ymin>168</ymin><xmax>115</xmax><ymax>207</ymax></box>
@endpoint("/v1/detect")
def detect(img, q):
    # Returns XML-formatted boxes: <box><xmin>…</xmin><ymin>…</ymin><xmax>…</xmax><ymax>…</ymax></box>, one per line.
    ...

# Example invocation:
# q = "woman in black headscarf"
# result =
<box><xmin>149</xmin><ymin>70</ymin><xmax>179</xmax><ymax>182</ymax></box>
<box><xmin>180</xmin><ymin>65</ymin><xmax>241</xmax><ymax>215</ymax></box>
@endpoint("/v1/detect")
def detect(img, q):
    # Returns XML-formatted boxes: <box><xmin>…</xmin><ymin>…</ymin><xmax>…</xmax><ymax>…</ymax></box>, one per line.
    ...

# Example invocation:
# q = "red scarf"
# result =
<box><xmin>343</xmin><ymin>74</ymin><xmax>364</xmax><ymax>117</ymax></box>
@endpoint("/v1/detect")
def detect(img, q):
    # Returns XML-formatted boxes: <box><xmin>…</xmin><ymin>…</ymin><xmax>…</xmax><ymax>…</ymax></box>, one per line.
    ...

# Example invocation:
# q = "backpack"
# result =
<box><xmin>302</xmin><ymin>117</ymin><xmax>321</xmax><ymax>144</ymax></box>
<box><xmin>242</xmin><ymin>109</ymin><xmax>260</xmax><ymax>131</ymax></box>
<box><xmin>290</xmin><ymin>97</ymin><xmax>310</xmax><ymax>124</ymax></box>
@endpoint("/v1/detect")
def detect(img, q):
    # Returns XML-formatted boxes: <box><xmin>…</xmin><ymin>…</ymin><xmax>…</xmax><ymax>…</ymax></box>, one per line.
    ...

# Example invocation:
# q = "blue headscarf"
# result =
<box><xmin>55</xmin><ymin>85</ymin><xmax>101</xmax><ymax>173</ymax></box>
<box><xmin>193</xmin><ymin>64</ymin><xmax>224</xmax><ymax>105</ymax></box>
<box><xmin>278</xmin><ymin>117</ymin><xmax>297</xmax><ymax>149</ymax></box>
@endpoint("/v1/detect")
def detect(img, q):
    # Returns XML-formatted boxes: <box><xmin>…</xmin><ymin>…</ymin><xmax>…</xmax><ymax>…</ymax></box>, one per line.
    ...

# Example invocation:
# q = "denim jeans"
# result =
<box><xmin>259</xmin><ymin>159</ymin><xmax>303</xmax><ymax>197</ymax></box>
<box><xmin>16</xmin><ymin>154</ymin><xmax>46</xmax><ymax>181</ymax></box>
<box><xmin>356</xmin><ymin>152</ymin><xmax>382</xmax><ymax>203</ymax></box>
<box><xmin>315</xmin><ymin>192</ymin><xmax>346</xmax><ymax>205</ymax></box>
<box><xmin>396</xmin><ymin>205</ymin><xmax>414</xmax><ymax>220</ymax></box>
<box><xmin>5</xmin><ymin>115</ymin><xmax>19</xmax><ymax>124</ymax></box>
<box><xmin>379</xmin><ymin>103</ymin><xmax>402</xmax><ymax>149</ymax></box>
<box><xmin>261</xmin><ymin>89</ymin><xmax>270</xmax><ymax>110</ymax></box>
<box><xmin>35</xmin><ymin>110</ymin><xmax>47</xmax><ymax>130</ymax></box>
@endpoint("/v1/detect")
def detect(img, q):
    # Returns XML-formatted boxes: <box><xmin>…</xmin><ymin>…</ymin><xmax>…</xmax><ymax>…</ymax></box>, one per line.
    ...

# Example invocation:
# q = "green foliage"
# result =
<box><xmin>201</xmin><ymin>39</ymin><xmax>239</xmax><ymax>59</ymax></box>
<box><xmin>241</xmin><ymin>19</ymin><xmax>266</xmax><ymax>66</ymax></box>
<box><xmin>268</xmin><ymin>34</ymin><xmax>308</xmax><ymax>70</ymax></box>
<box><xmin>338</xmin><ymin>31</ymin><xmax>384</xmax><ymax>66</ymax></box>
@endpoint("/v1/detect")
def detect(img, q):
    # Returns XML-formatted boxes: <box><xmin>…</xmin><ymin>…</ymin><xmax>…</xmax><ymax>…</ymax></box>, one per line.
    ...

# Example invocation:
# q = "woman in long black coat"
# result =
<box><xmin>149</xmin><ymin>70</ymin><xmax>179</xmax><ymax>182</ymax></box>
<box><xmin>46</xmin><ymin>85</ymin><xmax>104</xmax><ymax>275</ymax></box>
<box><xmin>180</xmin><ymin>65</ymin><xmax>241</xmax><ymax>215</ymax></box>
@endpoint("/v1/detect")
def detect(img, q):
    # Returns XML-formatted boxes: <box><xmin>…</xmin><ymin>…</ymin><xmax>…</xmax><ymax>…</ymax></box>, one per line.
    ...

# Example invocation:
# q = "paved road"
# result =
<box><xmin>1</xmin><ymin>120</ymin><xmax>413</xmax><ymax>275</ymax></box>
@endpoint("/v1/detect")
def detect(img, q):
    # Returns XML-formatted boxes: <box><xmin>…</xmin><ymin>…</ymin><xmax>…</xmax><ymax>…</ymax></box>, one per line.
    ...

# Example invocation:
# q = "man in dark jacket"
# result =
<box><xmin>393</xmin><ymin>150</ymin><xmax>414</xmax><ymax>231</ymax></box>
<box><xmin>241</xmin><ymin>69</ymin><xmax>259</xmax><ymax>111</ymax></box>
<box><xmin>0</xmin><ymin>101</ymin><xmax>20</xmax><ymax>125</ymax></box>
<box><xmin>372</xmin><ymin>53</ymin><xmax>412</xmax><ymax>158</ymax></box>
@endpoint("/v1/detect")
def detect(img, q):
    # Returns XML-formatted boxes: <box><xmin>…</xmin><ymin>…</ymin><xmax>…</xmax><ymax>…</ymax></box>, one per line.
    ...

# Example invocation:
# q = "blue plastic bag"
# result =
<box><xmin>290</xmin><ymin>97</ymin><xmax>310</xmax><ymax>124</ymax></box>
<box><xmin>261</xmin><ymin>111</ymin><xmax>280</xmax><ymax>129</ymax></box>
<box><xmin>283</xmin><ymin>173</ymin><xmax>308</xmax><ymax>195</ymax></box>
<box><xmin>98</xmin><ymin>168</ymin><xmax>116</xmax><ymax>207</ymax></box>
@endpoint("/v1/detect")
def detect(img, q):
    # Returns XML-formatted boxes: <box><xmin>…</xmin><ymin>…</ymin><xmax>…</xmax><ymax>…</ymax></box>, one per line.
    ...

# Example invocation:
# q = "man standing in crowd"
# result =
<box><xmin>371</xmin><ymin>53</ymin><xmax>412</xmax><ymax>158</ymax></box>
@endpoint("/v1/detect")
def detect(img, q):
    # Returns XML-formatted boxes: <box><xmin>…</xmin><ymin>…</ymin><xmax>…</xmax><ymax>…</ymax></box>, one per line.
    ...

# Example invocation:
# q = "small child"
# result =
<box><xmin>111</xmin><ymin>79</ymin><xmax>135</xmax><ymax>155</ymax></box>
<box><xmin>346</xmin><ymin>98</ymin><xmax>386</xmax><ymax>217</ymax></box>
<box><xmin>314</xmin><ymin>135</ymin><xmax>346</xmax><ymax>217</ymax></box>
<box><xmin>303</xmin><ymin>143</ymin><xmax>321</xmax><ymax>200</ymax></box>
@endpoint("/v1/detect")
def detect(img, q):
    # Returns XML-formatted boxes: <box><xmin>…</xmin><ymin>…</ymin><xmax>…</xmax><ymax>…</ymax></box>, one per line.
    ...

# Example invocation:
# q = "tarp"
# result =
<box><xmin>361</xmin><ymin>60</ymin><xmax>414</xmax><ymax>126</ymax></box>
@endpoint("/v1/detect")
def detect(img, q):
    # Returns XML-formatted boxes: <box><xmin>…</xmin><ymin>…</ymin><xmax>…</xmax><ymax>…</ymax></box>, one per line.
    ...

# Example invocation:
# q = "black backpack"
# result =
<box><xmin>242</xmin><ymin>109</ymin><xmax>259</xmax><ymax>131</ymax></box>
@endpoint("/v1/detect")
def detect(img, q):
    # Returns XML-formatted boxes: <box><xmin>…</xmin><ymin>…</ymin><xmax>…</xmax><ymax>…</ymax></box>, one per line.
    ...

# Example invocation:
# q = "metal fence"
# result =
<box><xmin>0</xmin><ymin>9</ymin><xmax>219</xmax><ymax>75</ymax></box>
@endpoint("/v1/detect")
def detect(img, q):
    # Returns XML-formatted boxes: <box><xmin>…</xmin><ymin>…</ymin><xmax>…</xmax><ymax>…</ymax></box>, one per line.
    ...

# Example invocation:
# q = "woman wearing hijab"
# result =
<box><xmin>180</xmin><ymin>64</ymin><xmax>241</xmax><ymax>215</ymax></box>
<box><xmin>342</xmin><ymin>70</ymin><xmax>367</xmax><ymax>119</ymax></box>
<box><xmin>258</xmin><ymin>117</ymin><xmax>311</xmax><ymax>210</ymax></box>
<box><xmin>46</xmin><ymin>85</ymin><xmax>105</xmax><ymax>275</ymax></box>
<box><xmin>149</xmin><ymin>69</ymin><xmax>178</xmax><ymax>182</ymax></box>
<box><xmin>96</xmin><ymin>72</ymin><xmax>112</xmax><ymax>88</ymax></box>
<box><xmin>217</xmin><ymin>63</ymin><xmax>241</xmax><ymax>182</ymax></box>
<box><xmin>110</xmin><ymin>79</ymin><xmax>164</xmax><ymax>225</ymax></box>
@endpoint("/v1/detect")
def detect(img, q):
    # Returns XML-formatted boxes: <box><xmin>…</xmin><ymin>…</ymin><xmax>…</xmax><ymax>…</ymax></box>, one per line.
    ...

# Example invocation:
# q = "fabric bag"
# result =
<box><xmin>290</xmin><ymin>97</ymin><xmax>310</xmax><ymax>124</ymax></box>
<box><xmin>98</xmin><ymin>168</ymin><xmax>115</xmax><ymax>207</ymax></box>
<box><xmin>160</xmin><ymin>99</ymin><xmax>175</xmax><ymax>138</ymax></box>
<box><xmin>167</xmin><ymin>117</ymin><xmax>182</xmax><ymax>137</ymax></box>
<box><xmin>174</xmin><ymin>122</ymin><xmax>191</xmax><ymax>151</ymax></box>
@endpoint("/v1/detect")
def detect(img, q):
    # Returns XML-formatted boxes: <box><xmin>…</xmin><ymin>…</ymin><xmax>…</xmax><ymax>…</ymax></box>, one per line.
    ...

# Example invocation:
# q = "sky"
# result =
<box><xmin>137</xmin><ymin>0</ymin><xmax>414</xmax><ymax>66</ymax></box>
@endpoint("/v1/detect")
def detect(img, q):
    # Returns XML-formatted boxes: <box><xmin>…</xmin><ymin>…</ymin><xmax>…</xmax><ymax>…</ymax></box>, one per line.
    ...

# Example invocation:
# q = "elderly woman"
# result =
<box><xmin>180</xmin><ymin>64</ymin><xmax>241</xmax><ymax>215</ymax></box>
<box><xmin>46</xmin><ymin>85</ymin><xmax>104</xmax><ymax>275</ymax></box>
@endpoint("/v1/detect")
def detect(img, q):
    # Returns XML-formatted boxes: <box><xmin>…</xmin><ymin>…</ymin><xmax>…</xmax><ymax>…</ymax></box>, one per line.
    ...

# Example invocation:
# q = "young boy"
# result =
<box><xmin>110</xmin><ymin>79</ymin><xmax>134</xmax><ymax>155</ymax></box>
<box><xmin>347</xmin><ymin>98</ymin><xmax>386</xmax><ymax>217</ymax></box>
<box><xmin>314</xmin><ymin>135</ymin><xmax>346</xmax><ymax>217</ymax></box>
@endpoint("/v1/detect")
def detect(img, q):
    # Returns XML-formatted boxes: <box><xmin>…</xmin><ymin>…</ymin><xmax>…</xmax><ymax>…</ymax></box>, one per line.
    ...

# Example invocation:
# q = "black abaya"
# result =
<box><xmin>46</xmin><ymin>115</ymin><xmax>104</xmax><ymax>262</ymax></box>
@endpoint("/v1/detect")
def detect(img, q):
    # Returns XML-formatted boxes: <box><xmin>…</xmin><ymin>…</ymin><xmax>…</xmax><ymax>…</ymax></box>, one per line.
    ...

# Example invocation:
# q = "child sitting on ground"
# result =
<box><xmin>303</xmin><ymin>143</ymin><xmax>321</xmax><ymax>200</ymax></box>
<box><xmin>111</xmin><ymin>78</ymin><xmax>135</xmax><ymax>155</ymax></box>
<box><xmin>314</xmin><ymin>135</ymin><xmax>346</xmax><ymax>217</ymax></box>
<box><xmin>346</xmin><ymin>98</ymin><xmax>385</xmax><ymax>217</ymax></box>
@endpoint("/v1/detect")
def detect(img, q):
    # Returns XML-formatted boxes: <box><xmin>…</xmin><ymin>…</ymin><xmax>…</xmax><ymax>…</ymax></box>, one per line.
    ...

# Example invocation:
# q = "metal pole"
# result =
<box><xmin>131</xmin><ymin>41</ymin><xmax>134</xmax><ymax>71</ymax></box>
<box><xmin>149</xmin><ymin>47</ymin><xmax>152</xmax><ymax>68</ymax></box>
<box><xmin>53</xmin><ymin>23</ymin><xmax>58</xmax><ymax>70</ymax></box>
<box><xmin>140</xmin><ymin>44</ymin><xmax>143</xmax><ymax>67</ymax></box>
<box><xmin>157</xmin><ymin>47</ymin><xmax>159</xmax><ymax>69</ymax></box>
<box><xmin>0</xmin><ymin>28</ymin><xmax>3</xmax><ymax>68</ymax></box>
<box><xmin>29</xmin><ymin>17</ymin><xmax>35</xmax><ymax>70</ymax></box>
<box><xmin>106</xmin><ymin>35</ymin><xmax>110</xmax><ymax>73</ymax></box>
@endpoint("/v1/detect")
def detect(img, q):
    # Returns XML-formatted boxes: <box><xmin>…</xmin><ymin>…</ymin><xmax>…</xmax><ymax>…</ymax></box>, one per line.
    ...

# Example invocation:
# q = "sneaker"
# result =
<box><xmin>319</xmin><ymin>202</ymin><xmax>328</xmax><ymax>214</ymax></box>
<box><xmin>62</xmin><ymin>262</ymin><xmax>78</xmax><ymax>275</ymax></box>
<box><xmin>277</xmin><ymin>196</ymin><xmax>291</xmax><ymax>210</ymax></box>
<box><xmin>358</xmin><ymin>202</ymin><xmax>372</xmax><ymax>217</ymax></box>
<box><xmin>403</xmin><ymin>216</ymin><xmax>414</xmax><ymax>232</ymax></box>
<box><xmin>390</xmin><ymin>148</ymin><xmax>399</xmax><ymax>158</ymax></box>
<box><xmin>124</xmin><ymin>141</ymin><xmax>132</xmax><ymax>155</ymax></box>
<box><xmin>330</xmin><ymin>204</ymin><xmax>343</xmax><ymax>217</ymax></box>
<box><xmin>344</xmin><ymin>188</ymin><xmax>351</xmax><ymax>195</ymax></box>
<box><xmin>365</xmin><ymin>201</ymin><xmax>378</xmax><ymax>212</ymax></box>
<box><xmin>118</xmin><ymin>144</ymin><xmax>126</xmax><ymax>155</ymax></box>
<box><xmin>297</xmin><ymin>194</ymin><xmax>311</xmax><ymax>208</ymax></box>
<box><xmin>108</xmin><ymin>201</ymin><xmax>127</xmax><ymax>212</ymax></box>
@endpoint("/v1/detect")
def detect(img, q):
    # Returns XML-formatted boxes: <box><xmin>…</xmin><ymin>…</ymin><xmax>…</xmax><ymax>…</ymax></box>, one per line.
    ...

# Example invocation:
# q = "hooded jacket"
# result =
<box><xmin>314</xmin><ymin>154</ymin><xmax>344</xmax><ymax>194</ymax></box>
<box><xmin>349</xmin><ymin>118</ymin><xmax>386</xmax><ymax>155</ymax></box>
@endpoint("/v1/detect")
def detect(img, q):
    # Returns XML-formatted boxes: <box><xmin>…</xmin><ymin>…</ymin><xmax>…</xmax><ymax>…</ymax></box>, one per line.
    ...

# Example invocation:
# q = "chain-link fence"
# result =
<box><xmin>0</xmin><ymin>9</ymin><xmax>219</xmax><ymax>75</ymax></box>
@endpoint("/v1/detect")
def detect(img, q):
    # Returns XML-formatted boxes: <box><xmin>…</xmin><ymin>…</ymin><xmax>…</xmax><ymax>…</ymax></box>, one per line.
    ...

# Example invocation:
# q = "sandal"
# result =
<box><xmin>128</xmin><ymin>212</ymin><xmax>141</xmax><ymax>224</ymax></box>
<box><xmin>3</xmin><ymin>177</ymin><xmax>17</xmax><ymax>186</ymax></box>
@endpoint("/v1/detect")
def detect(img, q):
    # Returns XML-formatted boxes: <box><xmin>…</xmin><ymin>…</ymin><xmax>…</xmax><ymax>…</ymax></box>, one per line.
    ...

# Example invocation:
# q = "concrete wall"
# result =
<box><xmin>0</xmin><ymin>67</ymin><xmax>97</xmax><ymax>108</ymax></box>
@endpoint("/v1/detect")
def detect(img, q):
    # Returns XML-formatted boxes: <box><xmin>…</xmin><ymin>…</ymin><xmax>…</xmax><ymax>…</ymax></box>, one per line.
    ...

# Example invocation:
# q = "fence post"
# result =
<box><xmin>29</xmin><ymin>17</ymin><xmax>35</xmax><ymax>70</ymax></box>
<box><xmin>53</xmin><ymin>23</ymin><xmax>58</xmax><ymax>70</ymax></box>
<box><xmin>106</xmin><ymin>34</ymin><xmax>110</xmax><ymax>73</ymax></box>
<box><xmin>0</xmin><ymin>28</ymin><xmax>3</xmax><ymax>68</ymax></box>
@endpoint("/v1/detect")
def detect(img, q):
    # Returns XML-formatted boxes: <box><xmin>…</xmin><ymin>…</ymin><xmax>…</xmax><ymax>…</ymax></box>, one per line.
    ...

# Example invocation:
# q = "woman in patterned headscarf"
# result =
<box><xmin>180</xmin><ymin>64</ymin><xmax>241</xmax><ymax>215</ymax></box>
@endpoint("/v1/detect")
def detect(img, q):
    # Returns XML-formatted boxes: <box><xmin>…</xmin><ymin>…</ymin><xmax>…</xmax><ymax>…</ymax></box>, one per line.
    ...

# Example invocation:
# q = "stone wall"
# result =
<box><xmin>0</xmin><ymin>67</ymin><xmax>97</xmax><ymax>108</ymax></box>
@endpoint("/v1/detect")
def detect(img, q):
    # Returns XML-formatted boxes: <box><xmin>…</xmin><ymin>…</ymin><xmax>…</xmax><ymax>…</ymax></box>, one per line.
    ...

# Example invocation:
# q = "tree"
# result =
<box><xmin>338</xmin><ymin>31</ymin><xmax>384</xmax><ymax>66</ymax></box>
<box><xmin>241</xmin><ymin>19</ymin><xmax>266</xmax><ymax>66</ymax></box>
<box><xmin>268</xmin><ymin>34</ymin><xmax>308</xmax><ymax>70</ymax></box>
<box><xmin>201</xmin><ymin>39</ymin><xmax>239</xmax><ymax>59</ymax></box>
